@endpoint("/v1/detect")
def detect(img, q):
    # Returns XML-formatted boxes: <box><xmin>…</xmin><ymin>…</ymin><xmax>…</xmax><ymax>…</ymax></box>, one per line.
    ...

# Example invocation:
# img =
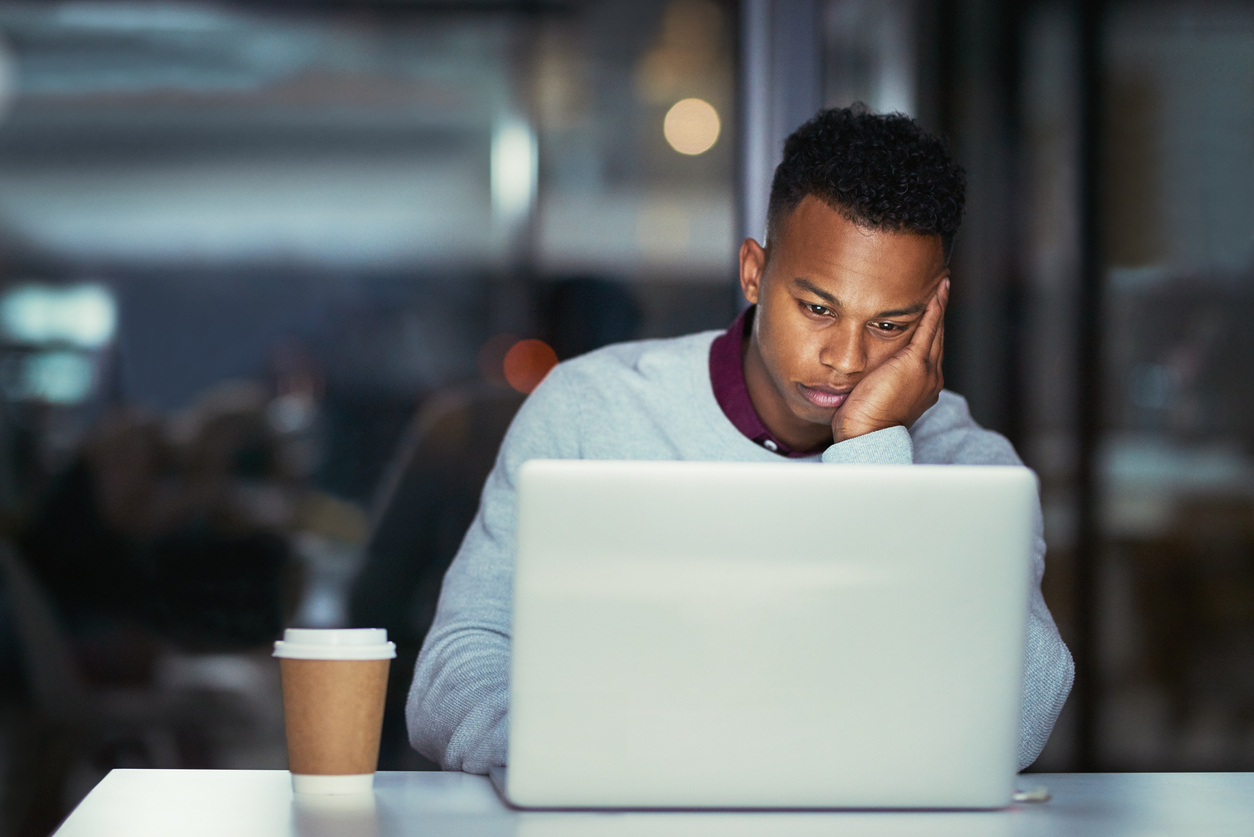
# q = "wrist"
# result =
<box><xmin>832</xmin><ymin>418</ymin><xmax>901</xmax><ymax>444</ymax></box>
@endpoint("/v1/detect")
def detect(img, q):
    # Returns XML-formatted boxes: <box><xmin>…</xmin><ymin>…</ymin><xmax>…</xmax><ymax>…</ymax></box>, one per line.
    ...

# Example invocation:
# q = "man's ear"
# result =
<box><xmin>739</xmin><ymin>238</ymin><xmax>766</xmax><ymax>305</ymax></box>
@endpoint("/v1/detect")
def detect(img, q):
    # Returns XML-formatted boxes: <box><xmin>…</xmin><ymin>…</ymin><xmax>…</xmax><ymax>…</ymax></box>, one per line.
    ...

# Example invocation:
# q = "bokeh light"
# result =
<box><xmin>663</xmin><ymin>97</ymin><xmax>720</xmax><ymax>155</ymax></box>
<box><xmin>0</xmin><ymin>283</ymin><xmax>117</xmax><ymax>348</ymax></box>
<box><xmin>503</xmin><ymin>339</ymin><xmax>558</xmax><ymax>394</ymax></box>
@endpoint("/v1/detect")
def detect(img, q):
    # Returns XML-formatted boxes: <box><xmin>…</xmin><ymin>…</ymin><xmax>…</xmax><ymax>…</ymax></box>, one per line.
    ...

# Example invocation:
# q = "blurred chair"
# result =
<box><xmin>17</xmin><ymin>401</ymin><xmax>297</xmax><ymax>655</ymax></box>
<box><xmin>0</xmin><ymin>539</ymin><xmax>268</xmax><ymax>836</ymax></box>
<box><xmin>0</xmin><ymin>540</ymin><xmax>85</xmax><ymax>721</ymax></box>
<box><xmin>0</xmin><ymin>538</ymin><xmax>175</xmax><ymax>835</ymax></box>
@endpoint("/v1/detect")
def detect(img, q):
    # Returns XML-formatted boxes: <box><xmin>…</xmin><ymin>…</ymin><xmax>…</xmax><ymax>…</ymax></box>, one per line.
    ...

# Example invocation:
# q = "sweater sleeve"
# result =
<box><xmin>910</xmin><ymin>392</ymin><xmax>1075</xmax><ymax>770</ymax></box>
<box><xmin>406</xmin><ymin>366</ymin><xmax>582</xmax><ymax>773</ymax></box>
<box><xmin>820</xmin><ymin>425</ymin><xmax>914</xmax><ymax>464</ymax></box>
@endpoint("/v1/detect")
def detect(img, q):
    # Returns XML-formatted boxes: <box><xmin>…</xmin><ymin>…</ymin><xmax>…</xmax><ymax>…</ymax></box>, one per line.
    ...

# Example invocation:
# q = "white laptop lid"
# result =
<box><xmin>507</xmin><ymin>460</ymin><xmax>1036</xmax><ymax>809</ymax></box>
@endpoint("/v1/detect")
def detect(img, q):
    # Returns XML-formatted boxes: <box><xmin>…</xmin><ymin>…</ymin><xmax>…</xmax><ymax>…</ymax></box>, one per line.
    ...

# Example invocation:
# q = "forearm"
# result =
<box><xmin>407</xmin><ymin>618</ymin><xmax>510</xmax><ymax>773</ymax></box>
<box><xmin>1018</xmin><ymin>594</ymin><xmax>1075</xmax><ymax>769</ymax></box>
<box><xmin>1016</xmin><ymin>525</ymin><xmax>1074</xmax><ymax>770</ymax></box>
<box><xmin>406</xmin><ymin>502</ymin><xmax>516</xmax><ymax>773</ymax></box>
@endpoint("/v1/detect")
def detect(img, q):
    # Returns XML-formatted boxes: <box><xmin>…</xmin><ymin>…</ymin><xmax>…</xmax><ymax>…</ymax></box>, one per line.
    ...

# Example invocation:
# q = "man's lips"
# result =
<box><xmin>799</xmin><ymin>384</ymin><xmax>852</xmax><ymax>409</ymax></box>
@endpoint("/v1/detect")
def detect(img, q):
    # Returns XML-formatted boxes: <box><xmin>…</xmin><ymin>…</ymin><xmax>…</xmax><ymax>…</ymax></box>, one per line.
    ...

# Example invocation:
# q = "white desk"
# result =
<box><xmin>52</xmin><ymin>769</ymin><xmax>1254</xmax><ymax>837</ymax></box>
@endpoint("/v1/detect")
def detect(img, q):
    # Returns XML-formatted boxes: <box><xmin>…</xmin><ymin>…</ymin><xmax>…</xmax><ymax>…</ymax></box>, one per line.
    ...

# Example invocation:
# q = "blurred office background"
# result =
<box><xmin>0</xmin><ymin>0</ymin><xmax>1251</xmax><ymax>833</ymax></box>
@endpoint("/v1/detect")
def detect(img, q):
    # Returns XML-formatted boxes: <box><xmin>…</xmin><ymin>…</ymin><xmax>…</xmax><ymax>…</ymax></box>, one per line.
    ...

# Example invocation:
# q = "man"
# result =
<box><xmin>408</xmin><ymin>106</ymin><xmax>1074</xmax><ymax>773</ymax></box>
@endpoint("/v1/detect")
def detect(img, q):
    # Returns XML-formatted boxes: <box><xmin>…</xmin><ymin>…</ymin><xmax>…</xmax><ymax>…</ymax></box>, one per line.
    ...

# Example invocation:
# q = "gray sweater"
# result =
<box><xmin>407</xmin><ymin>330</ymin><xmax>1075</xmax><ymax>773</ymax></box>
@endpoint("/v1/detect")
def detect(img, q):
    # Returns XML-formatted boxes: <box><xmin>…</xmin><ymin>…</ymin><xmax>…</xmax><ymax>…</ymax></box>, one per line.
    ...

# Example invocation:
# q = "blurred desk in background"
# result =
<box><xmin>1101</xmin><ymin>434</ymin><xmax>1254</xmax><ymax>540</ymax></box>
<box><xmin>51</xmin><ymin>769</ymin><xmax>1254</xmax><ymax>837</ymax></box>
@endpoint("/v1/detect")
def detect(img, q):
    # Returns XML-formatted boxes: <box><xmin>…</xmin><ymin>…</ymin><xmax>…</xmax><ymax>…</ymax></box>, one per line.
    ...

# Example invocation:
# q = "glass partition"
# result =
<box><xmin>0</xmin><ymin>2</ymin><xmax>740</xmax><ymax>828</ymax></box>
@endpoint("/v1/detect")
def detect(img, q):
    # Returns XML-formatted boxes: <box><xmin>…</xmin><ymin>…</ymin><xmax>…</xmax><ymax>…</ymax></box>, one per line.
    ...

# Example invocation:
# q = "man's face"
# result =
<box><xmin>739</xmin><ymin>195</ymin><xmax>948</xmax><ymax>451</ymax></box>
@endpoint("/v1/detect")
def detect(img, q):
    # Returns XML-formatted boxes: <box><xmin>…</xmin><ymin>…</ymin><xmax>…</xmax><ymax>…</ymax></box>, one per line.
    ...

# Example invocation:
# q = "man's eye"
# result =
<box><xmin>804</xmin><ymin>303</ymin><xmax>831</xmax><ymax>317</ymax></box>
<box><xmin>872</xmin><ymin>321</ymin><xmax>905</xmax><ymax>333</ymax></box>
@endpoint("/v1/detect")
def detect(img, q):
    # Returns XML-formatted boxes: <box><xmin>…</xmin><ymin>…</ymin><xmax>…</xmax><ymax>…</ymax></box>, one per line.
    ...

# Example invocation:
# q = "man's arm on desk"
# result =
<box><xmin>406</xmin><ymin>366</ymin><xmax>582</xmax><ymax>774</ymax></box>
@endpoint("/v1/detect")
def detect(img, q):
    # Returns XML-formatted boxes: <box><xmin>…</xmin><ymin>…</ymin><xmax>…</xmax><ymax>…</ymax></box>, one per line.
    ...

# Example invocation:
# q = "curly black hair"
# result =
<box><xmin>767</xmin><ymin>105</ymin><xmax>966</xmax><ymax>261</ymax></box>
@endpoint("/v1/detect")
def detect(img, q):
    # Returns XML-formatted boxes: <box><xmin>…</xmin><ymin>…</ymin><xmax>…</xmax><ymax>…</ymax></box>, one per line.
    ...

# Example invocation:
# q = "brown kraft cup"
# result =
<box><xmin>274</xmin><ymin>628</ymin><xmax>396</xmax><ymax>794</ymax></box>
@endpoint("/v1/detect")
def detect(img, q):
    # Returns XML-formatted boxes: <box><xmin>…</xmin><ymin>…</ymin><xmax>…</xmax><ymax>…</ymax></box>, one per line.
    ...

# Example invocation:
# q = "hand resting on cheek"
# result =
<box><xmin>831</xmin><ymin>278</ymin><xmax>949</xmax><ymax>443</ymax></box>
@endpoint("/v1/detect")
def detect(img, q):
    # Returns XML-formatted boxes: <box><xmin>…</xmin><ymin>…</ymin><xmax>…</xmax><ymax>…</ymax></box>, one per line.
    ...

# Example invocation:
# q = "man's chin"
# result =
<box><xmin>788</xmin><ymin>401</ymin><xmax>838</xmax><ymax>429</ymax></box>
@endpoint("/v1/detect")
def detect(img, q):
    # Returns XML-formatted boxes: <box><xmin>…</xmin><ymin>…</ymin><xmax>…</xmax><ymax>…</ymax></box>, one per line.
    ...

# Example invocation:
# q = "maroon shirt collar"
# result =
<box><xmin>708</xmin><ymin>306</ymin><xmax>826</xmax><ymax>458</ymax></box>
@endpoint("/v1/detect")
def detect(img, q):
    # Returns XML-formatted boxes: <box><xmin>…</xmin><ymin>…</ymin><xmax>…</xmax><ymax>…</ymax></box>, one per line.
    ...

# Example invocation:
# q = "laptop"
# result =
<box><xmin>497</xmin><ymin>459</ymin><xmax>1036</xmax><ymax>809</ymax></box>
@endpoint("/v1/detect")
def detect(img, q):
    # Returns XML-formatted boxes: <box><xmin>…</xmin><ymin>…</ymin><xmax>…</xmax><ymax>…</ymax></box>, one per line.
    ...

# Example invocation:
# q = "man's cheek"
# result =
<box><xmin>865</xmin><ymin>345</ymin><xmax>897</xmax><ymax>374</ymax></box>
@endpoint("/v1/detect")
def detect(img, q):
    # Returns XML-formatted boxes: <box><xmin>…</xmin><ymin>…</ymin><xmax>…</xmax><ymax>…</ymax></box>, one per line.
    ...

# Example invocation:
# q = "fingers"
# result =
<box><xmin>919</xmin><ymin>280</ymin><xmax>946</xmax><ymax>403</ymax></box>
<box><xmin>930</xmin><ymin>325</ymin><xmax>945</xmax><ymax>397</ymax></box>
<box><xmin>907</xmin><ymin>277</ymin><xmax>946</xmax><ymax>361</ymax></box>
<box><xmin>927</xmin><ymin>279</ymin><xmax>948</xmax><ymax>370</ymax></box>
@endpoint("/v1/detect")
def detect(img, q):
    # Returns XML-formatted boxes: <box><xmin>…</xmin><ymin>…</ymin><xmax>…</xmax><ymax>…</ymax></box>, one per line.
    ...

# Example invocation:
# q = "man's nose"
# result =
<box><xmin>819</xmin><ymin>322</ymin><xmax>866</xmax><ymax>376</ymax></box>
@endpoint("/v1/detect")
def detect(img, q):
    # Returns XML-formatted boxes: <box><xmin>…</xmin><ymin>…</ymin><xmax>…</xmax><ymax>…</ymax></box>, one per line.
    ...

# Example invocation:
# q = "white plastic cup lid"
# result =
<box><xmin>273</xmin><ymin>628</ymin><xmax>397</xmax><ymax>660</ymax></box>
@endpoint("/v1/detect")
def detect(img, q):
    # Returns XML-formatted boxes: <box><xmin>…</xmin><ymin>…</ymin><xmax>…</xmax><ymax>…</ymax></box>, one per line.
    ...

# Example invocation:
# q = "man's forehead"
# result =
<box><xmin>777</xmin><ymin>195</ymin><xmax>940</xmax><ymax>250</ymax></box>
<box><xmin>769</xmin><ymin>198</ymin><xmax>945</xmax><ymax>296</ymax></box>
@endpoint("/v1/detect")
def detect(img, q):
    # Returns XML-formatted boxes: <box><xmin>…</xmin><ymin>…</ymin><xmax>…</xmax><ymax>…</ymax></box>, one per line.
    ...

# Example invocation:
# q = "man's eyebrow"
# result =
<box><xmin>792</xmin><ymin>278</ymin><xmax>839</xmax><ymax>306</ymax></box>
<box><xmin>873</xmin><ymin>301</ymin><xmax>928</xmax><ymax>318</ymax></box>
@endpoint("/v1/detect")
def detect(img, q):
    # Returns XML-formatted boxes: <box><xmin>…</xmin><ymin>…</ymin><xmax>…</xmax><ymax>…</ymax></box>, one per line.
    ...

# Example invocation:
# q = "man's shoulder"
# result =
<box><xmin>510</xmin><ymin>328</ymin><xmax>725</xmax><ymax>459</ymax></box>
<box><xmin>555</xmin><ymin>330</ymin><xmax>720</xmax><ymax>384</ymax></box>
<box><xmin>920</xmin><ymin>389</ymin><xmax>976</xmax><ymax>427</ymax></box>
<box><xmin>911</xmin><ymin>390</ymin><xmax>1023</xmax><ymax>466</ymax></box>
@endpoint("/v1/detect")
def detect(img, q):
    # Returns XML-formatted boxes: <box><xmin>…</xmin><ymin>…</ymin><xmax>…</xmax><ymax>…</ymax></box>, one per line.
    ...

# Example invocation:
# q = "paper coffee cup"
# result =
<box><xmin>274</xmin><ymin>628</ymin><xmax>396</xmax><ymax>795</ymax></box>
